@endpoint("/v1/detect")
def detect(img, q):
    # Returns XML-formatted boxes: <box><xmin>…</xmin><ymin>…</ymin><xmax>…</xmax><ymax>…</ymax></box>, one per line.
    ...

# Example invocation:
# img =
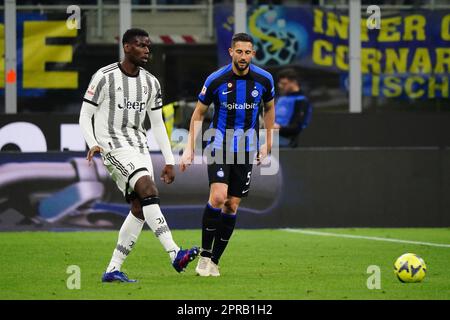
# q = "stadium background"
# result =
<box><xmin>0</xmin><ymin>0</ymin><xmax>449</xmax><ymax>301</ymax></box>
<box><xmin>1</xmin><ymin>0</ymin><xmax>449</xmax><ymax>230</ymax></box>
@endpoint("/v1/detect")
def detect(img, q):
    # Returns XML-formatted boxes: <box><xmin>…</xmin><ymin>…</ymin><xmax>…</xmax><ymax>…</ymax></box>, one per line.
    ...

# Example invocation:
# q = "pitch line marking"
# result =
<box><xmin>283</xmin><ymin>229</ymin><xmax>450</xmax><ymax>248</ymax></box>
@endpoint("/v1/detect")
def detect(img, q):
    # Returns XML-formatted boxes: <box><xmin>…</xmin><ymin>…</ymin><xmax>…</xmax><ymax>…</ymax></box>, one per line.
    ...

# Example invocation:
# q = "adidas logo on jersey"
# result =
<box><xmin>118</xmin><ymin>98</ymin><xmax>146</xmax><ymax>112</ymax></box>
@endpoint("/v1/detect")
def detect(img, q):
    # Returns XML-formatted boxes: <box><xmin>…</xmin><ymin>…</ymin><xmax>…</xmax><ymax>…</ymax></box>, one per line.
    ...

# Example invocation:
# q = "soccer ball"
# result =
<box><xmin>394</xmin><ymin>253</ymin><xmax>427</xmax><ymax>283</ymax></box>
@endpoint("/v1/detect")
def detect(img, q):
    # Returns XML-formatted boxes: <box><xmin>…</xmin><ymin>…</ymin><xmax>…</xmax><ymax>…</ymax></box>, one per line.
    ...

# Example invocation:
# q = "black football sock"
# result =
<box><xmin>211</xmin><ymin>212</ymin><xmax>237</xmax><ymax>264</ymax></box>
<box><xmin>201</xmin><ymin>203</ymin><xmax>221</xmax><ymax>258</ymax></box>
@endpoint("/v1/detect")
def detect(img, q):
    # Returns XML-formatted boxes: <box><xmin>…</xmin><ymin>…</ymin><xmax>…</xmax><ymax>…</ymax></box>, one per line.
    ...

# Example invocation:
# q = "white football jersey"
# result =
<box><xmin>83</xmin><ymin>62</ymin><xmax>163</xmax><ymax>153</ymax></box>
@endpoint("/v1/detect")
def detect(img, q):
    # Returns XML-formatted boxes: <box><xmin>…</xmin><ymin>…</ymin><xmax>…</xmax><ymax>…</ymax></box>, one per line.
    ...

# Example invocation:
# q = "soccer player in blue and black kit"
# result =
<box><xmin>180</xmin><ymin>33</ymin><xmax>275</xmax><ymax>277</ymax></box>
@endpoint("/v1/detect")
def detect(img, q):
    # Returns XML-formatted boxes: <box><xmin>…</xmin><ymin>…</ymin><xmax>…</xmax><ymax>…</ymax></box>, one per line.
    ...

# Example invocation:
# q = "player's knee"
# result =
<box><xmin>210</xmin><ymin>193</ymin><xmax>226</xmax><ymax>208</ymax></box>
<box><xmin>130</xmin><ymin>199</ymin><xmax>144</xmax><ymax>220</ymax></box>
<box><xmin>223</xmin><ymin>200</ymin><xmax>238</xmax><ymax>214</ymax></box>
<box><xmin>134</xmin><ymin>177</ymin><xmax>159</xmax><ymax>200</ymax></box>
<box><xmin>133</xmin><ymin>178</ymin><xmax>160</xmax><ymax>208</ymax></box>
<box><xmin>137</xmin><ymin>187</ymin><xmax>159</xmax><ymax>200</ymax></box>
<box><xmin>131</xmin><ymin>198</ymin><xmax>141</xmax><ymax>211</ymax></box>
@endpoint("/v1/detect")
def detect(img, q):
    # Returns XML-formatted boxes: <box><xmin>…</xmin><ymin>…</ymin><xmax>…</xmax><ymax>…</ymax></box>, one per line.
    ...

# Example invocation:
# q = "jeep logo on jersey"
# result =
<box><xmin>118</xmin><ymin>98</ymin><xmax>146</xmax><ymax>112</ymax></box>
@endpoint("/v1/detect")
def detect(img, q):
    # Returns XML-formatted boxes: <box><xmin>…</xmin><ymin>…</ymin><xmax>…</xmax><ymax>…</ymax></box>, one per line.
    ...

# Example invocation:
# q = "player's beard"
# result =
<box><xmin>136</xmin><ymin>59</ymin><xmax>147</xmax><ymax>68</ymax></box>
<box><xmin>234</xmin><ymin>59</ymin><xmax>249</xmax><ymax>72</ymax></box>
<box><xmin>131</xmin><ymin>55</ymin><xmax>148</xmax><ymax>68</ymax></box>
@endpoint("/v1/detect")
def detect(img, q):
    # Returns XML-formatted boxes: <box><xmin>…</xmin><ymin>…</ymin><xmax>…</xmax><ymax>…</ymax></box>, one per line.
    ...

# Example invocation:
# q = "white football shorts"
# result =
<box><xmin>102</xmin><ymin>147</ymin><xmax>154</xmax><ymax>201</ymax></box>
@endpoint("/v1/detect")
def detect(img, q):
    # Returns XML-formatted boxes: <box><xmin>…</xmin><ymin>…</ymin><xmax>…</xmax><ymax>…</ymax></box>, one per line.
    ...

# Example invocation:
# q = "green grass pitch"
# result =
<box><xmin>0</xmin><ymin>228</ymin><xmax>449</xmax><ymax>300</ymax></box>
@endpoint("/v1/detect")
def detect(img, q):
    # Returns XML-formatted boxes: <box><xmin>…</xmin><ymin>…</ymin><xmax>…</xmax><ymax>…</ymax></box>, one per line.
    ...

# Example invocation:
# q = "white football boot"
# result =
<box><xmin>209</xmin><ymin>260</ymin><xmax>220</xmax><ymax>277</ymax></box>
<box><xmin>195</xmin><ymin>256</ymin><xmax>211</xmax><ymax>276</ymax></box>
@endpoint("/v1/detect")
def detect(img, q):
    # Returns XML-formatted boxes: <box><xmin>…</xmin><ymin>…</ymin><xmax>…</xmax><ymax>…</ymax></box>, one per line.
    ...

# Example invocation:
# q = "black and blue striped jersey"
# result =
<box><xmin>198</xmin><ymin>63</ymin><xmax>275</xmax><ymax>152</ymax></box>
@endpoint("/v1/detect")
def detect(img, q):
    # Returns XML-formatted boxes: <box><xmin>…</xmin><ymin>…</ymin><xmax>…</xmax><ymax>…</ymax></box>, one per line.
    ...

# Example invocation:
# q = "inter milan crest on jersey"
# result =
<box><xmin>251</xmin><ymin>89</ymin><xmax>259</xmax><ymax>98</ymax></box>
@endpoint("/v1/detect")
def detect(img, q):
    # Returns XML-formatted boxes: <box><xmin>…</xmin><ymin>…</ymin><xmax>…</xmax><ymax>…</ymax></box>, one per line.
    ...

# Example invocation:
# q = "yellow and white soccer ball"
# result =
<box><xmin>394</xmin><ymin>253</ymin><xmax>427</xmax><ymax>283</ymax></box>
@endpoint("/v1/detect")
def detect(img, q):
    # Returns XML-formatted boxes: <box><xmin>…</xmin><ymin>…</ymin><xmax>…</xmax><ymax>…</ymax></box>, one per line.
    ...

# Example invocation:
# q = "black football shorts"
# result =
<box><xmin>207</xmin><ymin>163</ymin><xmax>254</xmax><ymax>198</ymax></box>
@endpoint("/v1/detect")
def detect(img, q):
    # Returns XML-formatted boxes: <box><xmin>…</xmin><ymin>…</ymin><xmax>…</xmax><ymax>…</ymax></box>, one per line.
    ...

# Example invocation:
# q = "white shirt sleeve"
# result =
<box><xmin>79</xmin><ymin>70</ymin><xmax>106</xmax><ymax>150</ymax></box>
<box><xmin>84</xmin><ymin>71</ymin><xmax>106</xmax><ymax>106</ymax></box>
<box><xmin>148</xmin><ymin>79</ymin><xmax>175</xmax><ymax>165</ymax></box>
<box><xmin>79</xmin><ymin>101</ymin><xmax>98</xmax><ymax>150</ymax></box>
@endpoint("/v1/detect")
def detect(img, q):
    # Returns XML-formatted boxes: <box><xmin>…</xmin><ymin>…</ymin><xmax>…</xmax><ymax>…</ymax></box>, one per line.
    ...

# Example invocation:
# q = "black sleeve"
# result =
<box><xmin>198</xmin><ymin>76</ymin><xmax>222</xmax><ymax>106</ymax></box>
<box><xmin>262</xmin><ymin>78</ymin><xmax>275</xmax><ymax>103</ymax></box>
<box><xmin>198</xmin><ymin>84</ymin><xmax>214</xmax><ymax>106</ymax></box>
<box><xmin>279</xmin><ymin>100</ymin><xmax>306</xmax><ymax>136</ymax></box>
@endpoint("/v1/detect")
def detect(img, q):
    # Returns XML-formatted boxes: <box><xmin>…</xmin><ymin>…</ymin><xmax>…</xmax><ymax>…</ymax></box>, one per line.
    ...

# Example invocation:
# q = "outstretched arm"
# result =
<box><xmin>263</xmin><ymin>99</ymin><xmax>275</xmax><ymax>152</ymax></box>
<box><xmin>179</xmin><ymin>101</ymin><xmax>209</xmax><ymax>172</ymax></box>
<box><xmin>258</xmin><ymin>98</ymin><xmax>275</xmax><ymax>165</ymax></box>
<box><xmin>148</xmin><ymin>108</ymin><xmax>176</xmax><ymax>184</ymax></box>
<box><xmin>148</xmin><ymin>107</ymin><xmax>175</xmax><ymax>166</ymax></box>
<box><xmin>79</xmin><ymin>101</ymin><xmax>103</xmax><ymax>163</ymax></box>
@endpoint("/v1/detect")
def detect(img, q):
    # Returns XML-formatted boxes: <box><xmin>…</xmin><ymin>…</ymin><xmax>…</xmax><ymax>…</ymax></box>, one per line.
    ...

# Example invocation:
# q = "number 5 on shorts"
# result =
<box><xmin>246</xmin><ymin>171</ymin><xmax>252</xmax><ymax>186</ymax></box>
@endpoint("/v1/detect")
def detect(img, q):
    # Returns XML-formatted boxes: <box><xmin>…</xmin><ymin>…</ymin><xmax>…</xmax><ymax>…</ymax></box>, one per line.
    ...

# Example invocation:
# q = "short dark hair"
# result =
<box><xmin>277</xmin><ymin>68</ymin><xmax>299</xmax><ymax>83</ymax></box>
<box><xmin>231</xmin><ymin>33</ymin><xmax>254</xmax><ymax>47</ymax></box>
<box><xmin>122</xmin><ymin>28</ymin><xmax>149</xmax><ymax>46</ymax></box>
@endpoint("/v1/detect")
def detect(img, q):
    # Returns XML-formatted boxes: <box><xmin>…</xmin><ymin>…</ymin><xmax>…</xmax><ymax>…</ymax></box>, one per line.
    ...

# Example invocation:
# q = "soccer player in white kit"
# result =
<box><xmin>79</xmin><ymin>28</ymin><xmax>198</xmax><ymax>282</ymax></box>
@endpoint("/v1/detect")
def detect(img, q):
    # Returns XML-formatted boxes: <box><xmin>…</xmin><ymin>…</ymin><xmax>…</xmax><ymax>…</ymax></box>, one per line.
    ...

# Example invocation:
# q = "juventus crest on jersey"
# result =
<box><xmin>83</xmin><ymin>62</ymin><xmax>163</xmax><ymax>153</ymax></box>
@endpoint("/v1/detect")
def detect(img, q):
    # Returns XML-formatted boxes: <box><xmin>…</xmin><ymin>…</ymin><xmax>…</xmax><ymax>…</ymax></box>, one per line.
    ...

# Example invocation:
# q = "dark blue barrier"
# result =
<box><xmin>0</xmin><ymin>147</ymin><xmax>448</xmax><ymax>230</ymax></box>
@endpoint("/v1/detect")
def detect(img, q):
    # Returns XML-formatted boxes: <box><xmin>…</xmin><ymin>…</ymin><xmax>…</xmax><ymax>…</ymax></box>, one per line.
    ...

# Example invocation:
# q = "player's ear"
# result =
<box><xmin>228</xmin><ymin>47</ymin><xmax>233</xmax><ymax>57</ymax></box>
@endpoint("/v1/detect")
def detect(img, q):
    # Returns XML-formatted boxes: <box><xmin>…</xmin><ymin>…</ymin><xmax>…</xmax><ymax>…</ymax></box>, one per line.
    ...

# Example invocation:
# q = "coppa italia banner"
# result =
<box><xmin>0</xmin><ymin>13</ymin><xmax>80</xmax><ymax>97</ymax></box>
<box><xmin>215</xmin><ymin>5</ymin><xmax>450</xmax><ymax>99</ymax></box>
